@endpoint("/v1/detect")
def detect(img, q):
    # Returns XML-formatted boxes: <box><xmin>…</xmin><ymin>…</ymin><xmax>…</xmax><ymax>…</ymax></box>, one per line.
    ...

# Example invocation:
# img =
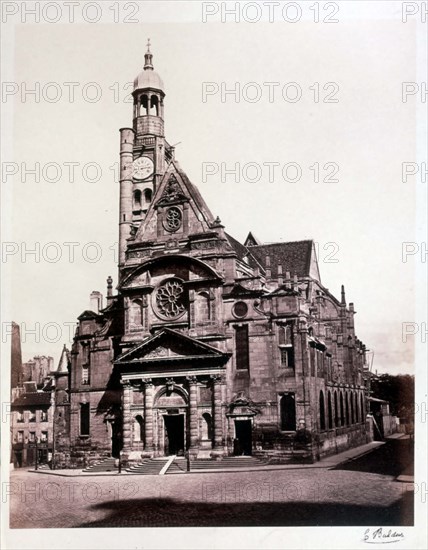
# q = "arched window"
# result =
<box><xmin>334</xmin><ymin>391</ymin><xmax>339</xmax><ymax>427</ymax></box>
<box><xmin>133</xmin><ymin>415</ymin><xmax>144</xmax><ymax>442</ymax></box>
<box><xmin>340</xmin><ymin>392</ymin><xmax>345</xmax><ymax>426</ymax></box>
<box><xmin>350</xmin><ymin>392</ymin><xmax>354</xmax><ymax>424</ymax></box>
<box><xmin>319</xmin><ymin>391</ymin><xmax>326</xmax><ymax>430</ymax></box>
<box><xmin>354</xmin><ymin>393</ymin><xmax>359</xmax><ymax>423</ymax></box>
<box><xmin>139</xmin><ymin>94</ymin><xmax>148</xmax><ymax>116</ymax></box>
<box><xmin>149</xmin><ymin>94</ymin><xmax>159</xmax><ymax>116</ymax></box>
<box><xmin>280</xmin><ymin>393</ymin><xmax>296</xmax><ymax>431</ymax></box>
<box><xmin>360</xmin><ymin>393</ymin><xmax>365</xmax><ymax>421</ymax></box>
<box><xmin>134</xmin><ymin>190</ymin><xmax>142</xmax><ymax>210</ymax></box>
<box><xmin>201</xmin><ymin>413</ymin><xmax>213</xmax><ymax>441</ymax></box>
<box><xmin>129</xmin><ymin>299</ymin><xmax>143</xmax><ymax>327</ymax></box>
<box><xmin>143</xmin><ymin>188</ymin><xmax>152</xmax><ymax>203</ymax></box>
<box><xmin>345</xmin><ymin>392</ymin><xmax>350</xmax><ymax>425</ymax></box>
<box><xmin>196</xmin><ymin>292</ymin><xmax>210</xmax><ymax>322</ymax></box>
<box><xmin>328</xmin><ymin>391</ymin><xmax>333</xmax><ymax>429</ymax></box>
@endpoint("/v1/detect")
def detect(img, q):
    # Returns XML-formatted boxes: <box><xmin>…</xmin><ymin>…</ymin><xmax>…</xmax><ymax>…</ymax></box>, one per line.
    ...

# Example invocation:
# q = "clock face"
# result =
<box><xmin>133</xmin><ymin>156</ymin><xmax>154</xmax><ymax>180</ymax></box>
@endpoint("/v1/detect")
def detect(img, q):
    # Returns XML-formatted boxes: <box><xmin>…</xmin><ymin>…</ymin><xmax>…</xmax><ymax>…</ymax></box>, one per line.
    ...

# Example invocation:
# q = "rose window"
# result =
<box><xmin>155</xmin><ymin>279</ymin><xmax>187</xmax><ymax>319</ymax></box>
<box><xmin>164</xmin><ymin>207</ymin><xmax>182</xmax><ymax>232</ymax></box>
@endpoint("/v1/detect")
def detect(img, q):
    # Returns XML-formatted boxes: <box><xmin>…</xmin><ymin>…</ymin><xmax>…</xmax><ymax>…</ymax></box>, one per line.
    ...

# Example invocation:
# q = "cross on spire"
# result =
<box><xmin>144</xmin><ymin>39</ymin><xmax>154</xmax><ymax>70</ymax></box>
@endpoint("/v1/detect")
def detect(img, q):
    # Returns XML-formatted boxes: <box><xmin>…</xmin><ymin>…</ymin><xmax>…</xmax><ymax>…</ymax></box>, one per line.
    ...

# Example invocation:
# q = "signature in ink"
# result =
<box><xmin>363</xmin><ymin>528</ymin><xmax>405</xmax><ymax>544</ymax></box>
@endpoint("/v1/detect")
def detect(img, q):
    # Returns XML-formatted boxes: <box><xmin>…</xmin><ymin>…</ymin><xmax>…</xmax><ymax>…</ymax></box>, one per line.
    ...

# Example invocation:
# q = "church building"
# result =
<box><xmin>56</xmin><ymin>44</ymin><xmax>371</xmax><ymax>468</ymax></box>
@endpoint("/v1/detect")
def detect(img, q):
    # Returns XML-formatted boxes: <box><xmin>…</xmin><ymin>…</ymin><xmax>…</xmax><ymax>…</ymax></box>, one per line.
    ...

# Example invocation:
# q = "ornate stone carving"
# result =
<box><xmin>164</xmin><ymin>206</ymin><xmax>182</xmax><ymax>232</ymax></box>
<box><xmin>155</xmin><ymin>278</ymin><xmax>187</xmax><ymax>319</ymax></box>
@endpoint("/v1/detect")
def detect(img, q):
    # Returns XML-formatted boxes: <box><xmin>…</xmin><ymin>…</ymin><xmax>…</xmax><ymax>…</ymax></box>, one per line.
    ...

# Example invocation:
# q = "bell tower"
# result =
<box><xmin>118</xmin><ymin>40</ymin><xmax>171</xmax><ymax>272</ymax></box>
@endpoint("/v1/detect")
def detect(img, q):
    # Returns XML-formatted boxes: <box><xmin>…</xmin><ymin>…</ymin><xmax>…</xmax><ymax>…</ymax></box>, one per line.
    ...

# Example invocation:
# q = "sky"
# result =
<box><xmin>1</xmin><ymin>1</ymin><xmax>427</xmax><ymax>378</ymax></box>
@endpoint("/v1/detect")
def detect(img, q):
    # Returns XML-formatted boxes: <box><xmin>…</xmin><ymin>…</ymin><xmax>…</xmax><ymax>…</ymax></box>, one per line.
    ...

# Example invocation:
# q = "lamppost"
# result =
<box><xmin>34</xmin><ymin>437</ymin><xmax>39</xmax><ymax>470</ymax></box>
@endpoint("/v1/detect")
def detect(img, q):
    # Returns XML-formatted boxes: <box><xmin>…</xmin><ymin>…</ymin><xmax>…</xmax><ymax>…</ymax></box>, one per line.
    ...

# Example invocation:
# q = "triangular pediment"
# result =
<box><xmin>132</xmin><ymin>161</ymin><xmax>219</xmax><ymax>244</ymax></box>
<box><xmin>115</xmin><ymin>328</ymin><xmax>228</xmax><ymax>366</ymax></box>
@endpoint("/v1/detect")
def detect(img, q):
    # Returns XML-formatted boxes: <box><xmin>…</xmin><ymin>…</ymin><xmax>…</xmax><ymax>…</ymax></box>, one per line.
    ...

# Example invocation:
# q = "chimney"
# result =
<box><xmin>278</xmin><ymin>263</ymin><xmax>283</xmax><ymax>285</ymax></box>
<box><xmin>293</xmin><ymin>273</ymin><xmax>298</xmax><ymax>291</ymax></box>
<box><xmin>90</xmin><ymin>291</ymin><xmax>103</xmax><ymax>314</ymax></box>
<box><xmin>265</xmin><ymin>255</ymin><xmax>271</xmax><ymax>279</ymax></box>
<box><xmin>106</xmin><ymin>276</ymin><xmax>113</xmax><ymax>305</ymax></box>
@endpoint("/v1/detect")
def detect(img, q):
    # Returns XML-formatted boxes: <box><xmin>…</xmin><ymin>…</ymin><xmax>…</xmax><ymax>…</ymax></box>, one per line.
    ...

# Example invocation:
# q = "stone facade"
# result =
<box><xmin>60</xmin><ymin>45</ymin><xmax>370</xmax><ymax>468</ymax></box>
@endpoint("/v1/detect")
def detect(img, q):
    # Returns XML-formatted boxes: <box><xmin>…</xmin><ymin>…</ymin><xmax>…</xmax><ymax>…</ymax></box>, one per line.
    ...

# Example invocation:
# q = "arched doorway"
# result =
<box><xmin>164</xmin><ymin>414</ymin><xmax>185</xmax><ymax>455</ymax></box>
<box><xmin>155</xmin><ymin>386</ymin><xmax>188</xmax><ymax>456</ymax></box>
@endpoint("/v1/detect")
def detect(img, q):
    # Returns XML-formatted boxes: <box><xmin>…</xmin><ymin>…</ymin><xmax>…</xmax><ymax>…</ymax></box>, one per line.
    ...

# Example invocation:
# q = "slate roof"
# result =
<box><xmin>248</xmin><ymin>240</ymin><xmax>314</xmax><ymax>278</ymax></box>
<box><xmin>225</xmin><ymin>233</ymin><xmax>262</xmax><ymax>270</ymax></box>
<box><xmin>12</xmin><ymin>392</ymin><xmax>51</xmax><ymax>407</ymax></box>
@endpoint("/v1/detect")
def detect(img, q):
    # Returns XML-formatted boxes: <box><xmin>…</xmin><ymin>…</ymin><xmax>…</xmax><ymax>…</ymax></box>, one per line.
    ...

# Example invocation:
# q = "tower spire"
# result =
<box><xmin>144</xmin><ymin>38</ymin><xmax>153</xmax><ymax>71</ymax></box>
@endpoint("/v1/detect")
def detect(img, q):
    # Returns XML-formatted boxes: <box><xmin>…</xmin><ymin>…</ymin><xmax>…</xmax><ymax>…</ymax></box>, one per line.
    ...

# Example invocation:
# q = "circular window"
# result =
<box><xmin>154</xmin><ymin>278</ymin><xmax>187</xmax><ymax>320</ymax></box>
<box><xmin>233</xmin><ymin>301</ymin><xmax>248</xmax><ymax>318</ymax></box>
<box><xmin>163</xmin><ymin>206</ymin><xmax>182</xmax><ymax>232</ymax></box>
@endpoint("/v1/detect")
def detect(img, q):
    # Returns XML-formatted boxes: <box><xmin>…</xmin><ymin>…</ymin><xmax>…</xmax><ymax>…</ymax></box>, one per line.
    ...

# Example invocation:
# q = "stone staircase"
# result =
<box><xmin>83</xmin><ymin>457</ymin><xmax>118</xmax><ymax>473</ymax></box>
<box><xmin>183</xmin><ymin>456</ymin><xmax>267</xmax><ymax>471</ymax></box>
<box><xmin>126</xmin><ymin>458</ymin><xmax>169</xmax><ymax>475</ymax></box>
<box><xmin>165</xmin><ymin>458</ymin><xmax>187</xmax><ymax>474</ymax></box>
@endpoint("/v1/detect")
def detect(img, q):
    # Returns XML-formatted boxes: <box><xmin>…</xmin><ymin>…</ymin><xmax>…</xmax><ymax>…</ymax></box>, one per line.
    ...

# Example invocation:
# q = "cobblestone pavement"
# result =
<box><xmin>7</xmin><ymin>467</ymin><xmax>413</xmax><ymax>528</ymax></box>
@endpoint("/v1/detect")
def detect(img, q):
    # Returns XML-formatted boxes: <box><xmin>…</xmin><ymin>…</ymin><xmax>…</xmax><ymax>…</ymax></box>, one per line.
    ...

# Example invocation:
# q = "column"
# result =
<box><xmin>211</xmin><ymin>375</ymin><xmax>224</xmax><ymax>450</ymax></box>
<box><xmin>122</xmin><ymin>382</ymin><xmax>132</xmax><ymax>451</ymax></box>
<box><xmin>144</xmin><ymin>379</ymin><xmax>154</xmax><ymax>451</ymax></box>
<box><xmin>187</xmin><ymin>376</ymin><xmax>198</xmax><ymax>450</ymax></box>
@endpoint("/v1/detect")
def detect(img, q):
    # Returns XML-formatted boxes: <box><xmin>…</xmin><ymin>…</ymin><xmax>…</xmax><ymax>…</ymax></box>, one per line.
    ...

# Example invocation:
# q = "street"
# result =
<box><xmin>7</xmin><ymin>443</ymin><xmax>413</xmax><ymax>528</ymax></box>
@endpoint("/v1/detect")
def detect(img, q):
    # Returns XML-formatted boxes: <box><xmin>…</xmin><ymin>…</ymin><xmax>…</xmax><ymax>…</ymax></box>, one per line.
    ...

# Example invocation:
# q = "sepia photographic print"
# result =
<box><xmin>1</xmin><ymin>1</ymin><xmax>427</xmax><ymax>549</ymax></box>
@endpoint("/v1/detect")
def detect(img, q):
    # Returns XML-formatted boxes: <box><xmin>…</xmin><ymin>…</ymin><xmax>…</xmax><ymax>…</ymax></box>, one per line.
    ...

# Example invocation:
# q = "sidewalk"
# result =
<box><xmin>23</xmin><ymin>440</ymin><xmax>386</xmax><ymax>477</ymax></box>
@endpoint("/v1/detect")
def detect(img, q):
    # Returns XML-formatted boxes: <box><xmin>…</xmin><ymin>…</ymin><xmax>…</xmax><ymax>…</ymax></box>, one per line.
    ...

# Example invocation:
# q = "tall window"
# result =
<box><xmin>360</xmin><ymin>393</ymin><xmax>365</xmax><ymax>421</ymax></box>
<box><xmin>350</xmin><ymin>393</ymin><xmax>354</xmax><ymax>424</ymax></box>
<box><xmin>319</xmin><ymin>391</ymin><xmax>326</xmax><ymax>430</ymax></box>
<box><xmin>40</xmin><ymin>410</ymin><xmax>48</xmax><ymax>422</ymax></box>
<box><xmin>40</xmin><ymin>431</ymin><xmax>48</xmax><ymax>442</ymax></box>
<box><xmin>17</xmin><ymin>431</ymin><xmax>24</xmax><ymax>443</ymax></box>
<box><xmin>28</xmin><ymin>431</ymin><xmax>36</xmax><ymax>442</ymax></box>
<box><xmin>334</xmin><ymin>391</ymin><xmax>339</xmax><ymax>427</ymax></box>
<box><xmin>144</xmin><ymin>188</ymin><xmax>152</xmax><ymax>203</ymax></box>
<box><xmin>345</xmin><ymin>393</ymin><xmax>350</xmax><ymax>425</ymax></box>
<box><xmin>81</xmin><ymin>343</ymin><xmax>90</xmax><ymax>385</ymax></box>
<box><xmin>29</xmin><ymin>409</ymin><xmax>36</xmax><ymax>422</ymax></box>
<box><xmin>328</xmin><ymin>391</ymin><xmax>333</xmax><ymax>429</ymax></box>
<box><xmin>134</xmin><ymin>415</ymin><xmax>144</xmax><ymax>442</ymax></box>
<box><xmin>235</xmin><ymin>325</ymin><xmax>249</xmax><ymax>371</ymax></box>
<box><xmin>340</xmin><ymin>392</ymin><xmax>345</xmax><ymax>426</ymax></box>
<box><xmin>202</xmin><ymin>413</ymin><xmax>213</xmax><ymax>441</ymax></box>
<box><xmin>133</xmin><ymin>189</ymin><xmax>142</xmax><ymax>210</ymax></box>
<box><xmin>279</xmin><ymin>324</ymin><xmax>294</xmax><ymax>368</ymax></box>
<box><xmin>355</xmin><ymin>393</ymin><xmax>359</xmax><ymax>423</ymax></box>
<box><xmin>280</xmin><ymin>393</ymin><xmax>296</xmax><ymax>431</ymax></box>
<box><xmin>17</xmin><ymin>411</ymin><xmax>24</xmax><ymax>423</ymax></box>
<box><xmin>80</xmin><ymin>403</ymin><xmax>90</xmax><ymax>436</ymax></box>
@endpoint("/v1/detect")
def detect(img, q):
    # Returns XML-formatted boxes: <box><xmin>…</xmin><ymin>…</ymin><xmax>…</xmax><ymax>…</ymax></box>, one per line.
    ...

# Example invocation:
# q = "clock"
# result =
<box><xmin>132</xmin><ymin>156</ymin><xmax>154</xmax><ymax>180</ymax></box>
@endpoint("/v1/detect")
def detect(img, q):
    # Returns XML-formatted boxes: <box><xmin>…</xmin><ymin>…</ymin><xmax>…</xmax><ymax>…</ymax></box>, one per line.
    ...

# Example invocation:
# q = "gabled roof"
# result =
<box><xmin>225</xmin><ymin>233</ymin><xmax>262</xmax><ymax>270</ymax></box>
<box><xmin>56</xmin><ymin>344</ymin><xmax>70</xmax><ymax>374</ymax></box>
<box><xmin>77</xmin><ymin>310</ymin><xmax>99</xmax><ymax>321</ymax></box>
<box><xmin>244</xmin><ymin>231</ymin><xmax>261</xmax><ymax>247</ymax></box>
<box><xmin>248</xmin><ymin>240</ymin><xmax>315</xmax><ymax>278</ymax></box>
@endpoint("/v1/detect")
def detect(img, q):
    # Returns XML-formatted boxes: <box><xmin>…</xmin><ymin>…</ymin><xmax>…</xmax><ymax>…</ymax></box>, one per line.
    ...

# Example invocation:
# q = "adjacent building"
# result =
<box><xmin>10</xmin><ymin>346</ymin><xmax>70</xmax><ymax>468</ymax></box>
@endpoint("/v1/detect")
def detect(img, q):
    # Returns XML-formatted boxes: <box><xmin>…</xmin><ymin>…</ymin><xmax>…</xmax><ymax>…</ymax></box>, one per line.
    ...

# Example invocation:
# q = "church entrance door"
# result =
<box><xmin>234</xmin><ymin>419</ymin><xmax>252</xmax><ymax>456</ymax></box>
<box><xmin>164</xmin><ymin>414</ymin><xmax>185</xmax><ymax>456</ymax></box>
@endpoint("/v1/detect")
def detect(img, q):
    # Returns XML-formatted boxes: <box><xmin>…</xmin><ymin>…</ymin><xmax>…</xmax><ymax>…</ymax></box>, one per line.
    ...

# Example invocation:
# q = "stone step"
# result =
<box><xmin>126</xmin><ymin>458</ymin><xmax>169</xmax><ymax>475</ymax></box>
<box><xmin>83</xmin><ymin>458</ymin><xmax>118</xmax><ymax>473</ymax></box>
<box><xmin>168</xmin><ymin>456</ymin><xmax>268</xmax><ymax>472</ymax></box>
